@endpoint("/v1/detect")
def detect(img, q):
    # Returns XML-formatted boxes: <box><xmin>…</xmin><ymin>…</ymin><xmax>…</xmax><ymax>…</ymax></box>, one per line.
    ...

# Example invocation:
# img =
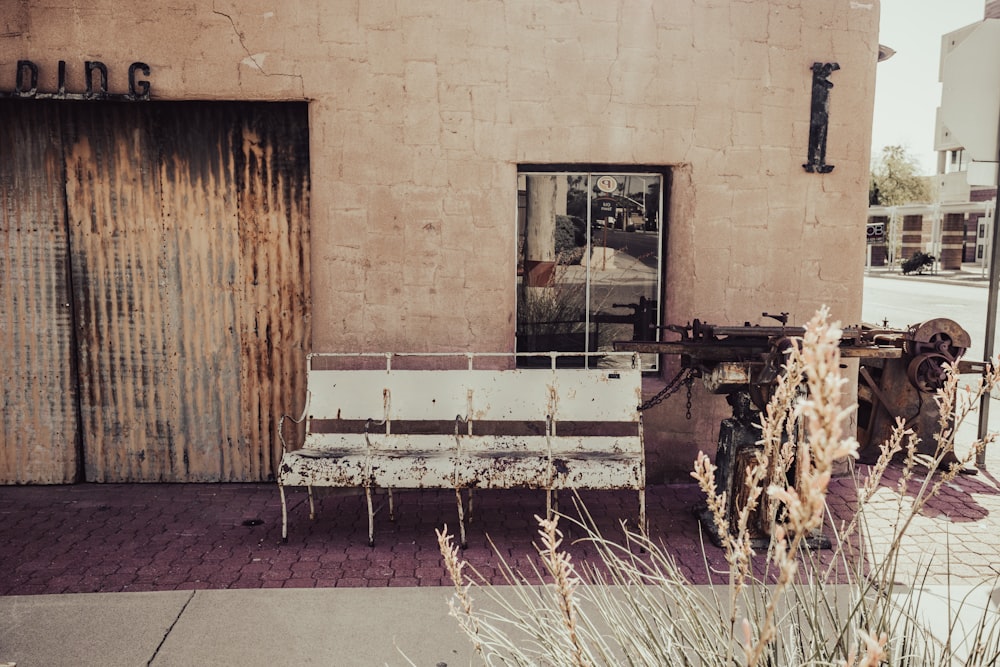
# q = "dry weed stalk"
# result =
<box><xmin>434</xmin><ymin>307</ymin><xmax>1000</xmax><ymax>666</ymax></box>
<box><xmin>536</xmin><ymin>515</ymin><xmax>590</xmax><ymax>667</ymax></box>
<box><xmin>737</xmin><ymin>308</ymin><xmax>861</xmax><ymax>664</ymax></box>
<box><xmin>437</xmin><ymin>525</ymin><xmax>483</xmax><ymax>655</ymax></box>
<box><xmin>692</xmin><ymin>450</ymin><xmax>765</xmax><ymax>665</ymax></box>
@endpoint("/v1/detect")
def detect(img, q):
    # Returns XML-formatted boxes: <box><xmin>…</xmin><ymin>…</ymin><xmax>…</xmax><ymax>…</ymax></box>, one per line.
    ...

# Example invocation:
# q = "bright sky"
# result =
<box><xmin>870</xmin><ymin>0</ymin><xmax>985</xmax><ymax>175</ymax></box>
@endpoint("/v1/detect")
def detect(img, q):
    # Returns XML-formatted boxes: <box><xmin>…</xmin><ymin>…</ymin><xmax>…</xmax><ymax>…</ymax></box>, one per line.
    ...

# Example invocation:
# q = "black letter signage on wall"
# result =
<box><xmin>128</xmin><ymin>62</ymin><xmax>151</xmax><ymax>99</ymax></box>
<box><xmin>15</xmin><ymin>60</ymin><xmax>38</xmax><ymax>96</ymax></box>
<box><xmin>85</xmin><ymin>61</ymin><xmax>109</xmax><ymax>97</ymax></box>
<box><xmin>2</xmin><ymin>60</ymin><xmax>152</xmax><ymax>100</ymax></box>
<box><xmin>803</xmin><ymin>62</ymin><xmax>839</xmax><ymax>174</ymax></box>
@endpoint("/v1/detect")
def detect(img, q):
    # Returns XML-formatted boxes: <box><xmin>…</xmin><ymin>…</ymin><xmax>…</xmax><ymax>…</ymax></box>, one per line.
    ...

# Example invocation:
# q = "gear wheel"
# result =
<box><xmin>906</xmin><ymin>352</ymin><xmax>951</xmax><ymax>393</ymax></box>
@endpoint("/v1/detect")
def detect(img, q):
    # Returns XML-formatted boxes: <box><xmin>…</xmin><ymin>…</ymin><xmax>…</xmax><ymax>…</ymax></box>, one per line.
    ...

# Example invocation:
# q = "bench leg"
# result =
<box><xmin>639</xmin><ymin>488</ymin><xmax>647</xmax><ymax>535</ymax></box>
<box><xmin>307</xmin><ymin>485</ymin><xmax>316</xmax><ymax>521</ymax></box>
<box><xmin>388</xmin><ymin>488</ymin><xmax>395</xmax><ymax>522</ymax></box>
<box><xmin>546</xmin><ymin>489</ymin><xmax>559</xmax><ymax>519</ymax></box>
<box><xmin>467</xmin><ymin>489</ymin><xmax>474</xmax><ymax>524</ymax></box>
<box><xmin>365</xmin><ymin>485</ymin><xmax>375</xmax><ymax>548</ymax></box>
<box><xmin>279</xmin><ymin>484</ymin><xmax>289</xmax><ymax>543</ymax></box>
<box><xmin>454</xmin><ymin>488</ymin><xmax>468</xmax><ymax>549</ymax></box>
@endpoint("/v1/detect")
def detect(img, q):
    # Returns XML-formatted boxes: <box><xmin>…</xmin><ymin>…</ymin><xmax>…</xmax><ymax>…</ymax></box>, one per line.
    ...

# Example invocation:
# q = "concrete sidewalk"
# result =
<box><xmin>0</xmin><ymin>588</ymin><xmax>472</xmax><ymax>666</ymax></box>
<box><xmin>865</xmin><ymin>262</ymin><xmax>993</xmax><ymax>287</ymax></box>
<box><xmin>4</xmin><ymin>581</ymin><xmax>1000</xmax><ymax>666</ymax></box>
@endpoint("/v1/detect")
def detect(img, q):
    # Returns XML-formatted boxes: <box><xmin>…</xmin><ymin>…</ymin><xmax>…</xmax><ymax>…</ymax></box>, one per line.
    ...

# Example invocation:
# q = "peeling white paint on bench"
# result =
<box><xmin>277</xmin><ymin>352</ymin><xmax>645</xmax><ymax>547</ymax></box>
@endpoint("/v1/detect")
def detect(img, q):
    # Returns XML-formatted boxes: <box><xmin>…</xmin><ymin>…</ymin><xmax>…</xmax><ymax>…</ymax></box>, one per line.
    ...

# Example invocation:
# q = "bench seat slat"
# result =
<box><xmin>458</xmin><ymin>454</ymin><xmax>551</xmax><ymax>489</ymax></box>
<box><xmin>548</xmin><ymin>435</ymin><xmax>643</xmax><ymax>456</ymax></box>
<box><xmin>452</xmin><ymin>435</ymin><xmax>548</xmax><ymax>454</ymax></box>
<box><xmin>302</xmin><ymin>433</ymin><xmax>370</xmax><ymax>452</ymax></box>
<box><xmin>372</xmin><ymin>434</ymin><xmax>456</xmax><ymax>453</ymax></box>
<box><xmin>370</xmin><ymin>453</ymin><xmax>457</xmax><ymax>488</ymax></box>
<box><xmin>549</xmin><ymin>457</ymin><xmax>644</xmax><ymax>490</ymax></box>
<box><xmin>278</xmin><ymin>451</ymin><xmax>368</xmax><ymax>487</ymax></box>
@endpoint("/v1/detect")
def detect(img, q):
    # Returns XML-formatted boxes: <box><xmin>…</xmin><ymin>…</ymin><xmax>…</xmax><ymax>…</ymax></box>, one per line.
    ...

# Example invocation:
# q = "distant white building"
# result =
<box><xmin>868</xmin><ymin>0</ymin><xmax>998</xmax><ymax>270</ymax></box>
<box><xmin>932</xmin><ymin>0</ymin><xmax>998</xmax><ymax>265</ymax></box>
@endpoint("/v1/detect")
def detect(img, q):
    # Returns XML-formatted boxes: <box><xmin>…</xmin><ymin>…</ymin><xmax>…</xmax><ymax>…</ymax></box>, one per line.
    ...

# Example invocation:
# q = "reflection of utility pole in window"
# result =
<box><xmin>523</xmin><ymin>175</ymin><xmax>557</xmax><ymax>299</ymax></box>
<box><xmin>555</xmin><ymin>176</ymin><xmax>568</xmax><ymax>216</ymax></box>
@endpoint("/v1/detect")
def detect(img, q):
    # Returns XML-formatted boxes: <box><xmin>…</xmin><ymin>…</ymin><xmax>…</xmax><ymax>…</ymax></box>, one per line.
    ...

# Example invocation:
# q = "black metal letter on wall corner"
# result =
<box><xmin>803</xmin><ymin>62</ymin><xmax>840</xmax><ymax>174</ymax></box>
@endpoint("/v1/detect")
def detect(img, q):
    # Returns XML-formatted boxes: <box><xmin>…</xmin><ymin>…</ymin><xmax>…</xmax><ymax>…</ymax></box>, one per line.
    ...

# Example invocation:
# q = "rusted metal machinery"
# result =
<box><xmin>615</xmin><ymin>314</ymin><xmax>979</xmax><ymax>546</ymax></box>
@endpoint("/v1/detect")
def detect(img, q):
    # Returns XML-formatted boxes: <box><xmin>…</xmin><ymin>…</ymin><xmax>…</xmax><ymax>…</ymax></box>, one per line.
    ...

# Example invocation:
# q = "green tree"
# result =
<box><xmin>869</xmin><ymin>145</ymin><xmax>933</xmax><ymax>206</ymax></box>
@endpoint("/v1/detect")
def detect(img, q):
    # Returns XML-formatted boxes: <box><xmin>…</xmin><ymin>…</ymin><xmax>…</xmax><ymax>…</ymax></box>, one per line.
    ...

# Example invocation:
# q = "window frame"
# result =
<box><xmin>515</xmin><ymin>164</ymin><xmax>669</xmax><ymax>371</ymax></box>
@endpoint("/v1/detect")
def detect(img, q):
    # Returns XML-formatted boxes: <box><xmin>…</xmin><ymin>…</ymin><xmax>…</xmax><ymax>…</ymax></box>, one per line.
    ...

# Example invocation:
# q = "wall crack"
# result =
<box><xmin>213</xmin><ymin>6</ymin><xmax>306</xmax><ymax>95</ymax></box>
<box><xmin>147</xmin><ymin>590</ymin><xmax>196</xmax><ymax>665</ymax></box>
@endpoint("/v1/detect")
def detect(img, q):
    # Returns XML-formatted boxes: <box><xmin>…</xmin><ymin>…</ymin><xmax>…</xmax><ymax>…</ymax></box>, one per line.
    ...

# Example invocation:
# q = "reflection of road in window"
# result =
<box><xmin>515</xmin><ymin>168</ymin><xmax>667</xmax><ymax>371</ymax></box>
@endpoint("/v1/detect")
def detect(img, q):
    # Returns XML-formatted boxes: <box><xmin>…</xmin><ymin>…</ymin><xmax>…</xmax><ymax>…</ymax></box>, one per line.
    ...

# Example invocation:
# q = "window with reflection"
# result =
<box><xmin>516</xmin><ymin>167</ymin><xmax>666</xmax><ymax>370</ymax></box>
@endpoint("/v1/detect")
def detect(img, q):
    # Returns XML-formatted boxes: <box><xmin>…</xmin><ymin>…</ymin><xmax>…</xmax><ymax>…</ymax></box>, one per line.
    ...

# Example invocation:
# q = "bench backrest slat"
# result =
<box><xmin>384</xmin><ymin>371</ymin><xmax>475</xmax><ymax>421</ymax></box>
<box><xmin>304</xmin><ymin>354</ymin><xmax>642</xmax><ymax>431</ymax></box>
<box><xmin>551</xmin><ymin>369</ymin><xmax>642</xmax><ymax>422</ymax></box>
<box><xmin>306</xmin><ymin>370</ymin><xmax>391</xmax><ymax>422</ymax></box>
<box><xmin>466</xmin><ymin>370</ymin><xmax>553</xmax><ymax>422</ymax></box>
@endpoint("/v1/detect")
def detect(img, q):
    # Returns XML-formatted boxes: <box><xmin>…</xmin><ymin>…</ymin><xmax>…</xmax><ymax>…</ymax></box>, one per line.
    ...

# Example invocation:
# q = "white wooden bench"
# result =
<box><xmin>277</xmin><ymin>352</ymin><xmax>645</xmax><ymax>547</ymax></box>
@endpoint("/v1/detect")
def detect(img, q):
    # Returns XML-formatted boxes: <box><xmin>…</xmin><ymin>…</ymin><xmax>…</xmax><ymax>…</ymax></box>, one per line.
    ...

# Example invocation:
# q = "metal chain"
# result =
<box><xmin>639</xmin><ymin>366</ymin><xmax>696</xmax><ymax>417</ymax></box>
<box><xmin>685</xmin><ymin>377</ymin><xmax>693</xmax><ymax>420</ymax></box>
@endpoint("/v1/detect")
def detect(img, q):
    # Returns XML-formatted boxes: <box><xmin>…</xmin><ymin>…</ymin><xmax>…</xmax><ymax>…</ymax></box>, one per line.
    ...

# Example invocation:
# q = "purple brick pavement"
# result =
<box><xmin>0</xmin><ymin>464</ymin><xmax>995</xmax><ymax>596</ymax></box>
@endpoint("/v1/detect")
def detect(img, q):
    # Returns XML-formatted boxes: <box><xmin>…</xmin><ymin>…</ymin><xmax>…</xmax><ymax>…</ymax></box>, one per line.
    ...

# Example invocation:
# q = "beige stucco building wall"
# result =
<box><xmin>1</xmin><ymin>0</ymin><xmax>880</xmax><ymax>479</ymax></box>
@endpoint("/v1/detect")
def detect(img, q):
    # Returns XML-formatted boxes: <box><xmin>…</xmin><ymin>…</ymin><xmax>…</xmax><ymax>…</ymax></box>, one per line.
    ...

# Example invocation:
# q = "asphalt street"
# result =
<box><xmin>862</xmin><ymin>271</ymin><xmax>992</xmax><ymax>359</ymax></box>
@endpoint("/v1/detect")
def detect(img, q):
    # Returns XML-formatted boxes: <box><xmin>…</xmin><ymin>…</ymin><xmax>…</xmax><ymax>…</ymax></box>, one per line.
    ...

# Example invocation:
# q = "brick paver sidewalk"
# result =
<box><xmin>1</xmin><ymin>463</ymin><xmax>997</xmax><ymax>596</ymax></box>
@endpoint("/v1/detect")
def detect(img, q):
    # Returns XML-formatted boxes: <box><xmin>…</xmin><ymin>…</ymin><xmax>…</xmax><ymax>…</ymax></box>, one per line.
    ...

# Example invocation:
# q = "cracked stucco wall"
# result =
<box><xmin>0</xmin><ymin>0</ymin><xmax>880</xmax><ymax>476</ymax></box>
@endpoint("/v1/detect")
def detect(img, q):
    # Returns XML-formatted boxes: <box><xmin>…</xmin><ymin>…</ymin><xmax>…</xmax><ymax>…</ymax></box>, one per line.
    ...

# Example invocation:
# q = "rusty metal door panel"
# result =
<box><xmin>63</xmin><ymin>102</ymin><xmax>310</xmax><ymax>482</ymax></box>
<box><xmin>0</xmin><ymin>101</ymin><xmax>80</xmax><ymax>483</ymax></box>
<box><xmin>152</xmin><ymin>105</ymin><xmax>247</xmax><ymax>482</ymax></box>
<box><xmin>231</xmin><ymin>104</ymin><xmax>311</xmax><ymax>482</ymax></box>
<box><xmin>64</xmin><ymin>103</ymin><xmax>176</xmax><ymax>482</ymax></box>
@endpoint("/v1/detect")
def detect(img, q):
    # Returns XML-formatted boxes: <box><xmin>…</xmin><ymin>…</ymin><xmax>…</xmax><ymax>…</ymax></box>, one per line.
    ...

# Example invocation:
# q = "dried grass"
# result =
<box><xmin>432</xmin><ymin>307</ymin><xmax>1000</xmax><ymax>666</ymax></box>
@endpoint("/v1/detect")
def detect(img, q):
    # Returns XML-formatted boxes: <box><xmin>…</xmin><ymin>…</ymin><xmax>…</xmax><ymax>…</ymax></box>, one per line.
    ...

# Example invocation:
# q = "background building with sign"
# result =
<box><xmin>867</xmin><ymin>1</ymin><xmax>999</xmax><ymax>273</ymax></box>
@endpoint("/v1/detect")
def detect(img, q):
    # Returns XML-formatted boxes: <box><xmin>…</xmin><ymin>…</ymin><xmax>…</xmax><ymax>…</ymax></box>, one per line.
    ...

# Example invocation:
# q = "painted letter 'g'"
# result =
<box><xmin>128</xmin><ymin>62</ymin><xmax>151</xmax><ymax>100</ymax></box>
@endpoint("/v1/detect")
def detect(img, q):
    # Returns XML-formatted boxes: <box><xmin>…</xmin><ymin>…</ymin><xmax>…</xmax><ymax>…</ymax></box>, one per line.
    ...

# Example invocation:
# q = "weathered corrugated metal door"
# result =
<box><xmin>0</xmin><ymin>101</ymin><xmax>81</xmax><ymax>484</ymax></box>
<box><xmin>1</xmin><ymin>101</ymin><xmax>310</xmax><ymax>483</ymax></box>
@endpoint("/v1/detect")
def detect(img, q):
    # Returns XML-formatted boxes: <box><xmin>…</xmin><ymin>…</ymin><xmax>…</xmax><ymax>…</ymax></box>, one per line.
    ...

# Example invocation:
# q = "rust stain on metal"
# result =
<box><xmin>2</xmin><ymin>101</ymin><xmax>310</xmax><ymax>484</ymax></box>
<box><xmin>0</xmin><ymin>101</ymin><xmax>80</xmax><ymax>483</ymax></box>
